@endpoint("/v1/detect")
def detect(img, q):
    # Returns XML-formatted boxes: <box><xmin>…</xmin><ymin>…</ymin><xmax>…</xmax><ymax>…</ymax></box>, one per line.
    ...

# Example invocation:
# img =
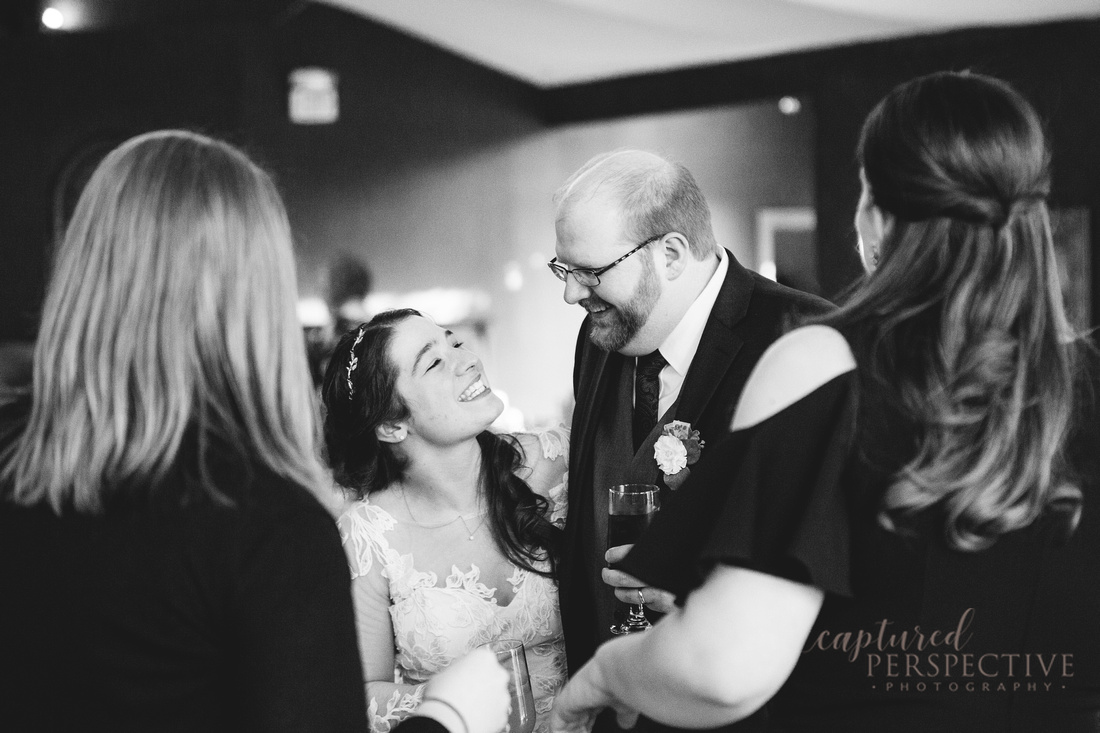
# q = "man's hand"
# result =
<box><xmin>602</xmin><ymin>544</ymin><xmax>678</xmax><ymax>614</ymax></box>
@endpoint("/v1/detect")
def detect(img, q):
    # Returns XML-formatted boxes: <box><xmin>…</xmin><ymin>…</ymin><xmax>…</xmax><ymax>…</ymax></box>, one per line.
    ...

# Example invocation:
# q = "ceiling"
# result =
<box><xmin>317</xmin><ymin>0</ymin><xmax>1100</xmax><ymax>88</ymax></box>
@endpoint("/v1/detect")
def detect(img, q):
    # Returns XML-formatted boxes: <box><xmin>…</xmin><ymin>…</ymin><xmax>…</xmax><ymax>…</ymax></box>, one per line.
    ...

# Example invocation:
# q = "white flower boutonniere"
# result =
<box><xmin>654</xmin><ymin>420</ymin><xmax>705</xmax><ymax>490</ymax></box>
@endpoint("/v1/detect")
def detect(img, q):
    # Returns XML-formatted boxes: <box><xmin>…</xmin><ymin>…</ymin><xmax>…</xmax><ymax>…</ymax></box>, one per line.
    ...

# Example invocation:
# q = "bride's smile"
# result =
<box><xmin>386</xmin><ymin>315</ymin><xmax>505</xmax><ymax>446</ymax></box>
<box><xmin>458</xmin><ymin>376</ymin><xmax>490</xmax><ymax>402</ymax></box>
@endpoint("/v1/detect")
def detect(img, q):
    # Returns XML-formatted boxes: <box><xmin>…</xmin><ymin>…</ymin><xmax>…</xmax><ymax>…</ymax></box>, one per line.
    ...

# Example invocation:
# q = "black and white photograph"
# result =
<box><xmin>2</xmin><ymin>2</ymin><xmax>1099</xmax><ymax>732</ymax></box>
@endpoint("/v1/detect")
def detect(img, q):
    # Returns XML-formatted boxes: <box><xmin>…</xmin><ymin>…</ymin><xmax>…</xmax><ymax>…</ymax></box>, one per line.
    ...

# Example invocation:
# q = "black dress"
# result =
<box><xmin>622</xmin><ymin>369</ymin><xmax>1100</xmax><ymax>732</ymax></box>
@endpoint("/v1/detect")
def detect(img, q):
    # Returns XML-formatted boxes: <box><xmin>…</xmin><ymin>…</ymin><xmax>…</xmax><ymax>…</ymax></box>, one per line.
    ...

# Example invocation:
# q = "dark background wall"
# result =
<box><xmin>236</xmin><ymin>5</ymin><xmax>546</xmax><ymax>294</ymax></box>
<box><xmin>0</xmin><ymin>21</ymin><xmax>243</xmax><ymax>339</ymax></box>
<box><xmin>0</xmin><ymin>1</ymin><xmax>545</xmax><ymax>341</ymax></box>
<box><xmin>545</xmin><ymin>19</ymin><xmax>1100</xmax><ymax>307</ymax></box>
<box><xmin>2</xmin><ymin>5</ymin><xmax>1097</xmax><ymax>343</ymax></box>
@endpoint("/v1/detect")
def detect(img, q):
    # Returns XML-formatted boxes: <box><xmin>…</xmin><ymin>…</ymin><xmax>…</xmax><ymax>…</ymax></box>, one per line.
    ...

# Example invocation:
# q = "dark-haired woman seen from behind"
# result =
<box><xmin>551</xmin><ymin>72</ymin><xmax>1100</xmax><ymax>732</ymax></box>
<box><xmin>0</xmin><ymin>130</ymin><xmax>508</xmax><ymax>733</ymax></box>
<box><xmin>323</xmin><ymin>310</ymin><xmax>569</xmax><ymax>732</ymax></box>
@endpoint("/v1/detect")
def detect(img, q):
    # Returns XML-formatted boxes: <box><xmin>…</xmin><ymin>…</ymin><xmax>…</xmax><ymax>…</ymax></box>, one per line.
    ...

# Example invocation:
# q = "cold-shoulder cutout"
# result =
<box><xmin>731</xmin><ymin>325</ymin><xmax>855</xmax><ymax>432</ymax></box>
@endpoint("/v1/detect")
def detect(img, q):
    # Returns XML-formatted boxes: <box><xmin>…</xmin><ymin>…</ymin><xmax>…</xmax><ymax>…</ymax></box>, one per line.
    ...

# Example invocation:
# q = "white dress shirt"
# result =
<box><xmin>639</xmin><ymin>248</ymin><xmax>728</xmax><ymax>418</ymax></box>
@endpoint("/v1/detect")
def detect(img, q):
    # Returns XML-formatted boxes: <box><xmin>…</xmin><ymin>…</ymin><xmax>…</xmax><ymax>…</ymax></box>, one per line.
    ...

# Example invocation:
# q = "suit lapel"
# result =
<box><xmin>574</xmin><ymin>348</ymin><xmax>611</xmax><ymax>476</ymax></box>
<box><xmin>567</xmin><ymin>330</ymin><xmax>621</xmax><ymax>544</ymax></box>
<box><xmin>673</xmin><ymin>250</ymin><xmax>756</xmax><ymax>427</ymax></box>
<box><xmin>563</xmin><ymin>325</ymin><xmax>623</xmax><ymax>665</ymax></box>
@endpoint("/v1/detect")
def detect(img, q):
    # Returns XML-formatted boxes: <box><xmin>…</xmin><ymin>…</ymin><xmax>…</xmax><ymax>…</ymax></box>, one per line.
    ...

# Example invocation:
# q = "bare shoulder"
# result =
<box><xmin>731</xmin><ymin>326</ymin><xmax>855</xmax><ymax>431</ymax></box>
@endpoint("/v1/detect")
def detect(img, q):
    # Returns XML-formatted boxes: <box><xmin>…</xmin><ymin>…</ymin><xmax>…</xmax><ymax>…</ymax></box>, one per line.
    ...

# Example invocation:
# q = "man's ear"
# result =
<box><xmin>658</xmin><ymin>233</ymin><xmax>691</xmax><ymax>279</ymax></box>
<box><xmin>376</xmin><ymin>422</ymin><xmax>408</xmax><ymax>444</ymax></box>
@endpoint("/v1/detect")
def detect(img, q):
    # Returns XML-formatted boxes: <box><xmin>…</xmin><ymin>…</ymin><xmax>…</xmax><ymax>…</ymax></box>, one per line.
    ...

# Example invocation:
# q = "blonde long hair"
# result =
<box><xmin>2</xmin><ymin>130</ymin><xmax>325</xmax><ymax>512</ymax></box>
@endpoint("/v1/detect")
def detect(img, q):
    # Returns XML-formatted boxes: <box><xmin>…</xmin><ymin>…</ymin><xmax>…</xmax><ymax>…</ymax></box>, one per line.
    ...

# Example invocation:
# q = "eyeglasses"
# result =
<box><xmin>547</xmin><ymin>233</ymin><xmax>664</xmax><ymax>288</ymax></box>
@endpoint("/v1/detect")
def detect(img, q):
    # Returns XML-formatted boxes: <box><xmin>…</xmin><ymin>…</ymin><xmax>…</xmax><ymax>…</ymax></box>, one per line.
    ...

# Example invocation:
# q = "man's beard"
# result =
<box><xmin>583</xmin><ymin>264</ymin><xmax>660</xmax><ymax>352</ymax></box>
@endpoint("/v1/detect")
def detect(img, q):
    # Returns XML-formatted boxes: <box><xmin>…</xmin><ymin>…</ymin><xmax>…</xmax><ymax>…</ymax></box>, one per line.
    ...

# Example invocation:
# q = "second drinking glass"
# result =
<box><xmin>480</xmin><ymin>639</ymin><xmax>535</xmax><ymax>733</ymax></box>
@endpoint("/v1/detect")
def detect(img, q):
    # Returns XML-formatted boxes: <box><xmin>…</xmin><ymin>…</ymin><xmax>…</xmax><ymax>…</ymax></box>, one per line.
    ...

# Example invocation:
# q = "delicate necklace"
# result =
<box><xmin>400</xmin><ymin>486</ymin><xmax>486</xmax><ymax>541</ymax></box>
<box><xmin>457</xmin><ymin>512</ymin><xmax>486</xmax><ymax>542</ymax></box>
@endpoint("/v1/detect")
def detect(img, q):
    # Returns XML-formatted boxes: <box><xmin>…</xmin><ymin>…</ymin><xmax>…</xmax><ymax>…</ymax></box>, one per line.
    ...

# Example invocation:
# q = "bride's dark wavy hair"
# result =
<box><xmin>816</xmin><ymin>72</ymin><xmax>1087</xmax><ymax>551</ymax></box>
<box><xmin>321</xmin><ymin>309</ymin><xmax>560</xmax><ymax>577</ymax></box>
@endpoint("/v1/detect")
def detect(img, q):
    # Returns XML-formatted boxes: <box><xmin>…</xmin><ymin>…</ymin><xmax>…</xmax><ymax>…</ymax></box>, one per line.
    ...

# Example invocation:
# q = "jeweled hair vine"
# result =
<box><xmin>346</xmin><ymin>325</ymin><xmax>366</xmax><ymax>399</ymax></box>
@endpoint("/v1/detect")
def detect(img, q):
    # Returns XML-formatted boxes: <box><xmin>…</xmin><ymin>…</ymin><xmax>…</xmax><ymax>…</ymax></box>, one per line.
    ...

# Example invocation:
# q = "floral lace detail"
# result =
<box><xmin>519</xmin><ymin>426</ymin><xmax>570</xmax><ymax>528</ymax></box>
<box><xmin>340</xmin><ymin>447</ymin><xmax>569</xmax><ymax>733</ymax></box>
<box><xmin>443</xmin><ymin>564</ymin><xmax>509</xmax><ymax>601</ymax></box>
<box><xmin>385</xmin><ymin>551</ymin><xmax>442</xmax><ymax>603</ymax></box>
<box><xmin>548</xmin><ymin>478</ymin><xmax>568</xmax><ymax>528</ymax></box>
<box><xmin>534</xmin><ymin>427</ymin><xmax>568</xmax><ymax>462</ymax></box>
<box><xmin>338</xmin><ymin>501</ymin><xmax>399</xmax><ymax>579</ymax></box>
<box><xmin>367</xmin><ymin>683</ymin><xmax>425</xmax><ymax>733</ymax></box>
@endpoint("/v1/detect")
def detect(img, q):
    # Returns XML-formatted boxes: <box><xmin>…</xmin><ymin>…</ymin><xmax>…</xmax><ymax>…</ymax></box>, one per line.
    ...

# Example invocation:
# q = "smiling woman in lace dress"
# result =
<box><xmin>321</xmin><ymin>309</ymin><xmax>569</xmax><ymax>733</ymax></box>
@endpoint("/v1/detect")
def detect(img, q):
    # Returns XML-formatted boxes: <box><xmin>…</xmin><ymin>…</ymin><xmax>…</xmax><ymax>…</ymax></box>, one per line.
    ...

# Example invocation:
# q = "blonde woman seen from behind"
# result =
<box><xmin>0</xmin><ymin>130</ymin><xmax>508</xmax><ymax>733</ymax></box>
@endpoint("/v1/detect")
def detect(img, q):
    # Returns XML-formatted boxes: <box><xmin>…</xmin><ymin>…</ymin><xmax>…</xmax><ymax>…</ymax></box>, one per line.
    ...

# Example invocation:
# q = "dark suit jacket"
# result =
<box><xmin>561</xmin><ymin>250</ymin><xmax>832</xmax><ymax>730</ymax></box>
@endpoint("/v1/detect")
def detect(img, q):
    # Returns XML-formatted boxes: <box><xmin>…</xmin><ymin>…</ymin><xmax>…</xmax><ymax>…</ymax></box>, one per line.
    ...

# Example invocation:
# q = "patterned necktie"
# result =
<box><xmin>633</xmin><ymin>350</ymin><xmax>668</xmax><ymax>452</ymax></box>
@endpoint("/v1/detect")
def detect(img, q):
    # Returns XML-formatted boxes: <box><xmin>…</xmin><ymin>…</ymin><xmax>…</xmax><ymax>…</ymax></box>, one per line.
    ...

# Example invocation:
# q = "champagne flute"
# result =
<box><xmin>608</xmin><ymin>483</ymin><xmax>660</xmax><ymax>634</ymax></box>
<box><xmin>480</xmin><ymin>639</ymin><xmax>535</xmax><ymax>733</ymax></box>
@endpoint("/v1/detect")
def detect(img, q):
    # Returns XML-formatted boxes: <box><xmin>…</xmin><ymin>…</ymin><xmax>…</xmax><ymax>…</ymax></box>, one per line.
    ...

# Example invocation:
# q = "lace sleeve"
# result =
<box><xmin>367</xmin><ymin>682</ymin><xmax>427</xmax><ymax>733</ymax></box>
<box><xmin>534</xmin><ymin>425</ymin><xmax>569</xmax><ymax>463</ymax></box>
<box><xmin>515</xmin><ymin>426</ymin><xmax>570</xmax><ymax>528</ymax></box>
<box><xmin>337</xmin><ymin>502</ymin><xmax>397</xmax><ymax>579</ymax></box>
<box><xmin>547</xmin><ymin>469</ymin><xmax>568</xmax><ymax>529</ymax></box>
<box><xmin>338</xmin><ymin>503</ymin><xmax>429</xmax><ymax>732</ymax></box>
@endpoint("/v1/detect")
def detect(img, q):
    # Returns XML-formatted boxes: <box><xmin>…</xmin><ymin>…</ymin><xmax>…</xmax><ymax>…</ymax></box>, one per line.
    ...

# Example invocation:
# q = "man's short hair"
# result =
<box><xmin>554</xmin><ymin>150</ymin><xmax>718</xmax><ymax>259</ymax></box>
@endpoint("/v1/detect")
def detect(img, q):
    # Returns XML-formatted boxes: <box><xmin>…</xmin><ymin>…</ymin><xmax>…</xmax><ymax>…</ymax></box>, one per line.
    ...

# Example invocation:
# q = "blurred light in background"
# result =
<box><xmin>39</xmin><ymin>1</ymin><xmax>88</xmax><ymax>31</ymax></box>
<box><xmin>289</xmin><ymin>68</ymin><xmax>340</xmax><ymax>125</ymax></box>
<box><xmin>41</xmin><ymin>6</ymin><xmax>64</xmax><ymax>29</ymax></box>
<box><xmin>778</xmin><ymin>96</ymin><xmax>802</xmax><ymax>115</ymax></box>
<box><xmin>297</xmin><ymin>297</ymin><xmax>332</xmax><ymax>328</ymax></box>
<box><xmin>366</xmin><ymin>288</ymin><xmax>491</xmax><ymax>326</ymax></box>
<box><xmin>503</xmin><ymin>261</ymin><xmax>524</xmax><ymax>292</ymax></box>
<box><xmin>758</xmin><ymin>260</ymin><xmax>778</xmax><ymax>281</ymax></box>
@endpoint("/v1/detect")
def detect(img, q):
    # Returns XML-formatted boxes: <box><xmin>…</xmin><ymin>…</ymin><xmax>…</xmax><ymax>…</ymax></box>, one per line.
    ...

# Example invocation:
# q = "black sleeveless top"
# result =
<box><xmin>623</xmin><ymin>366</ymin><xmax>1100</xmax><ymax>732</ymax></box>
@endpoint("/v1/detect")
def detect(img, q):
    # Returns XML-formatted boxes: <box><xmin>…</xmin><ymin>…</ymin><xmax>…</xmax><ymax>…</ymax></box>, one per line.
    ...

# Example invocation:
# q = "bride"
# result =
<box><xmin>321</xmin><ymin>309</ymin><xmax>569</xmax><ymax>732</ymax></box>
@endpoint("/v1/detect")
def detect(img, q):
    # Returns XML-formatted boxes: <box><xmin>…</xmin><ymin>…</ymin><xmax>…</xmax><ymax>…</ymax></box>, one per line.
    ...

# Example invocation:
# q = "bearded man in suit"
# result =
<box><xmin>550</xmin><ymin>150</ymin><xmax>832</xmax><ymax>733</ymax></box>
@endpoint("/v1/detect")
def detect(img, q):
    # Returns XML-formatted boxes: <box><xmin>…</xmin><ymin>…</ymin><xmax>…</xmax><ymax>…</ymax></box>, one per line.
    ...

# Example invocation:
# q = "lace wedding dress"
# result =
<box><xmin>338</xmin><ymin>428</ymin><xmax>569</xmax><ymax>733</ymax></box>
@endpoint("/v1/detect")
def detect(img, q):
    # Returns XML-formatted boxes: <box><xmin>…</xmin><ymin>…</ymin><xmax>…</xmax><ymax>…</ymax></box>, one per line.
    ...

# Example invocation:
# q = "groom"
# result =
<box><xmin>551</xmin><ymin>150</ymin><xmax>831</xmax><ymax>732</ymax></box>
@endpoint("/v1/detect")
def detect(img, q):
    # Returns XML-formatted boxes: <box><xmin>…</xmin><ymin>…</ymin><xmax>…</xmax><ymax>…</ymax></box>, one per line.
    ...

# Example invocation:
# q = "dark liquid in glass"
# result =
<box><xmin>607</xmin><ymin>512</ymin><xmax>655</xmax><ymax>569</ymax></box>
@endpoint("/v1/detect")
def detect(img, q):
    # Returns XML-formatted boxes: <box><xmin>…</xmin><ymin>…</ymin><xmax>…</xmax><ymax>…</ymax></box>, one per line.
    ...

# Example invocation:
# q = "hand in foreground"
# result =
<box><xmin>420</xmin><ymin>647</ymin><xmax>510</xmax><ymax>733</ymax></box>
<box><xmin>603</xmin><ymin>544</ymin><xmax>678</xmax><ymax>614</ymax></box>
<box><xmin>550</xmin><ymin>657</ymin><xmax>639</xmax><ymax>733</ymax></box>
